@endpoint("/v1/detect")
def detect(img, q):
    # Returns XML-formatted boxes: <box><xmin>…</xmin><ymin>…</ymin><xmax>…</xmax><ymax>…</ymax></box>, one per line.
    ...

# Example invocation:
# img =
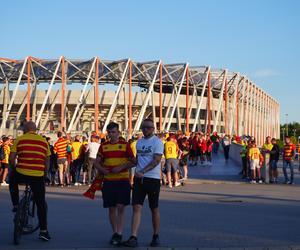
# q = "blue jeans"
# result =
<box><xmin>74</xmin><ymin>158</ymin><xmax>83</xmax><ymax>183</ymax></box>
<box><xmin>213</xmin><ymin>143</ymin><xmax>219</xmax><ymax>154</ymax></box>
<box><xmin>283</xmin><ymin>160</ymin><xmax>294</xmax><ymax>183</ymax></box>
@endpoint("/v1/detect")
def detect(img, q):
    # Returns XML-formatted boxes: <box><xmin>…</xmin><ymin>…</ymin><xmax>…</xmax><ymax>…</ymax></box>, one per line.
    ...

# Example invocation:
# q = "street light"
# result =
<box><xmin>285</xmin><ymin>113</ymin><xmax>288</xmax><ymax>136</ymax></box>
<box><xmin>282</xmin><ymin>127</ymin><xmax>285</xmax><ymax>141</ymax></box>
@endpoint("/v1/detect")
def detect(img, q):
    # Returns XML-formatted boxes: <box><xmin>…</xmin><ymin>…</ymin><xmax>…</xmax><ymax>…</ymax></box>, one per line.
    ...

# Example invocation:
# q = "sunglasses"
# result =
<box><xmin>142</xmin><ymin>126</ymin><xmax>154</xmax><ymax>129</ymax></box>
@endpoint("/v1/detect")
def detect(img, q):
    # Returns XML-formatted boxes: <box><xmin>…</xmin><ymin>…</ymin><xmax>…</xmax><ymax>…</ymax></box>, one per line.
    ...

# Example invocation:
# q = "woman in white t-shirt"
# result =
<box><xmin>86</xmin><ymin>136</ymin><xmax>100</xmax><ymax>184</ymax></box>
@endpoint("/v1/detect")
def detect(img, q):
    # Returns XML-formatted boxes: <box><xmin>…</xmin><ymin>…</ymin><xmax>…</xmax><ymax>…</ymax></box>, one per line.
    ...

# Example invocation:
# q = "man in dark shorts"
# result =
<box><xmin>94</xmin><ymin>122</ymin><xmax>136</xmax><ymax>246</ymax></box>
<box><xmin>9</xmin><ymin>121</ymin><xmax>51</xmax><ymax>241</ymax></box>
<box><xmin>123</xmin><ymin>119</ymin><xmax>164</xmax><ymax>247</ymax></box>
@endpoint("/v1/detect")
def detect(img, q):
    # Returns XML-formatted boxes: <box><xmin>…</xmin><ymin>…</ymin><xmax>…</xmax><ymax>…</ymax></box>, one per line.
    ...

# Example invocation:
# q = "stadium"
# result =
<box><xmin>0</xmin><ymin>57</ymin><xmax>280</xmax><ymax>146</ymax></box>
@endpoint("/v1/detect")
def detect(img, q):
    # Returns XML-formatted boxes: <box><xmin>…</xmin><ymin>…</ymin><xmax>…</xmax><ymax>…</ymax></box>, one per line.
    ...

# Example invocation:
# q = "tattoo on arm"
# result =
<box><xmin>141</xmin><ymin>154</ymin><xmax>162</xmax><ymax>173</ymax></box>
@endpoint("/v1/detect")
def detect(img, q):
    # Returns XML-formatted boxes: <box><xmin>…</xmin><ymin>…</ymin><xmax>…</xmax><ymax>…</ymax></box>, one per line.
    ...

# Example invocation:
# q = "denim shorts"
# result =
<box><xmin>270</xmin><ymin>160</ymin><xmax>278</xmax><ymax>170</ymax></box>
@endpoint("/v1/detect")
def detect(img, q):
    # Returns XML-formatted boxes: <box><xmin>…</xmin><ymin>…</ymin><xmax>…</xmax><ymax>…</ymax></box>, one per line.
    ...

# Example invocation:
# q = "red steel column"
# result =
<box><xmin>207</xmin><ymin>71</ymin><xmax>211</xmax><ymax>134</ymax></box>
<box><xmin>236</xmin><ymin>82</ymin><xmax>239</xmax><ymax>135</ymax></box>
<box><xmin>224</xmin><ymin>77</ymin><xmax>228</xmax><ymax>134</ymax></box>
<box><xmin>186</xmin><ymin>66</ymin><xmax>189</xmax><ymax>134</ymax></box>
<box><xmin>95</xmin><ymin>57</ymin><xmax>99</xmax><ymax>134</ymax></box>
<box><xmin>61</xmin><ymin>57</ymin><xmax>65</xmax><ymax>130</ymax></box>
<box><xmin>159</xmin><ymin>63</ymin><xmax>163</xmax><ymax>132</ymax></box>
<box><xmin>27</xmin><ymin>57</ymin><xmax>31</xmax><ymax>121</ymax></box>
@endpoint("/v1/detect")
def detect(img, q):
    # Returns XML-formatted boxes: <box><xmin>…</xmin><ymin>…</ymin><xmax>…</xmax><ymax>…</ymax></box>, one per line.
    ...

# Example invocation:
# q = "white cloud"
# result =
<box><xmin>253</xmin><ymin>69</ymin><xmax>279</xmax><ymax>78</ymax></box>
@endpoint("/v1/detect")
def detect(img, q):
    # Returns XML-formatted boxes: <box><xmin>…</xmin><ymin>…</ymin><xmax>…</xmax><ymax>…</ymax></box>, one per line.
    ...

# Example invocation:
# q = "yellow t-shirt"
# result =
<box><xmin>249</xmin><ymin>147</ymin><xmax>261</xmax><ymax>160</ymax></box>
<box><xmin>164</xmin><ymin>141</ymin><xmax>178</xmax><ymax>159</ymax></box>
<box><xmin>130</xmin><ymin>140</ymin><xmax>137</xmax><ymax>158</ymax></box>
<box><xmin>71</xmin><ymin>141</ymin><xmax>82</xmax><ymax>160</ymax></box>
<box><xmin>262</xmin><ymin>143</ymin><xmax>273</xmax><ymax>152</ymax></box>
<box><xmin>1</xmin><ymin>144</ymin><xmax>10</xmax><ymax>164</ymax></box>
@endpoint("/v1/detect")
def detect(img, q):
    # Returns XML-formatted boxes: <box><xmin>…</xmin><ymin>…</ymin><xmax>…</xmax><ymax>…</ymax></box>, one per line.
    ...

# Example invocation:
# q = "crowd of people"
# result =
<box><xmin>0</xmin><ymin>128</ymin><xmax>299</xmax><ymax>188</ymax></box>
<box><xmin>1</xmin><ymin>119</ymin><xmax>300</xmax><ymax>246</ymax></box>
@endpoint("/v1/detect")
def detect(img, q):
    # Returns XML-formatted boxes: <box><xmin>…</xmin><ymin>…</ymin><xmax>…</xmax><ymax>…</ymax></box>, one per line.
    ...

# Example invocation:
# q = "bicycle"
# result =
<box><xmin>13</xmin><ymin>183</ymin><xmax>44</xmax><ymax>245</ymax></box>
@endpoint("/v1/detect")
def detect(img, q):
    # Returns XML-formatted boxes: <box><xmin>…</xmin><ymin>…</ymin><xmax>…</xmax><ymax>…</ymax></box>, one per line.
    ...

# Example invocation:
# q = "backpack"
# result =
<box><xmin>0</xmin><ymin>146</ymin><xmax>5</xmax><ymax>161</ymax></box>
<box><xmin>67</xmin><ymin>144</ymin><xmax>72</xmax><ymax>154</ymax></box>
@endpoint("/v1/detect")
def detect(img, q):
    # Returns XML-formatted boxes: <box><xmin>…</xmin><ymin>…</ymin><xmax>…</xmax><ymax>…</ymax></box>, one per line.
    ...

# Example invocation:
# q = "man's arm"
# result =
<box><xmin>45</xmin><ymin>156</ymin><xmax>50</xmax><ymax>174</ymax></box>
<box><xmin>111</xmin><ymin>157</ymin><xmax>137</xmax><ymax>173</ymax></box>
<box><xmin>9</xmin><ymin>152</ymin><xmax>17</xmax><ymax>168</ymax></box>
<box><xmin>135</xmin><ymin>153</ymin><xmax>162</xmax><ymax>177</ymax></box>
<box><xmin>94</xmin><ymin>155</ymin><xmax>110</xmax><ymax>175</ymax></box>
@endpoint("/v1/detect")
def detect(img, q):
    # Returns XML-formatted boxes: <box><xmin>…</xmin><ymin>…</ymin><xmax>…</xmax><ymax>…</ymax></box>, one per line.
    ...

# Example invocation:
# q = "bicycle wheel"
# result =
<box><xmin>13</xmin><ymin>199</ymin><xmax>26</xmax><ymax>245</ymax></box>
<box><xmin>22</xmin><ymin>195</ymin><xmax>46</xmax><ymax>234</ymax></box>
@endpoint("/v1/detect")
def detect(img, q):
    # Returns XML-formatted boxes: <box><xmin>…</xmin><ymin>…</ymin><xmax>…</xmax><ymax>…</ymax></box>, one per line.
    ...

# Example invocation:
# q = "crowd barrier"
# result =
<box><xmin>228</xmin><ymin>142</ymin><xmax>243</xmax><ymax>166</ymax></box>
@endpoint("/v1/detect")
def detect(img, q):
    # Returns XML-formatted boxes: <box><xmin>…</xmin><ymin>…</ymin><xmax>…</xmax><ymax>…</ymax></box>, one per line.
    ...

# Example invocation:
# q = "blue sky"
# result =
<box><xmin>1</xmin><ymin>0</ymin><xmax>299</xmax><ymax>123</ymax></box>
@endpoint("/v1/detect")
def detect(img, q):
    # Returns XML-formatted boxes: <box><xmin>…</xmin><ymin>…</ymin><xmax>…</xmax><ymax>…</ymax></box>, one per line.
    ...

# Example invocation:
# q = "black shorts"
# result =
<box><xmin>101</xmin><ymin>181</ymin><xmax>131</xmax><ymax>208</ymax></box>
<box><xmin>132</xmin><ymin>177</ymin><xmax>160</xmax><ymax>209</ymax></box>
<box><xmin>1</xmin><ymin>163</ymin><xmax>8</xmax><ymax>169</ymax></box>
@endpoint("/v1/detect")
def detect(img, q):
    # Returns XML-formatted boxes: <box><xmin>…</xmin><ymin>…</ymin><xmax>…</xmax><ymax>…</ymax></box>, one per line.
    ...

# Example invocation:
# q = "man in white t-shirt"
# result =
<box><xmin>86</xmin><ymin>135</ymin><xmax>100</xmax><ymax>184</ymax></box>
<box><xmin>123</xmin><ymin>119</ymin><xmax>164</xmax><ymax>248</ymax></box>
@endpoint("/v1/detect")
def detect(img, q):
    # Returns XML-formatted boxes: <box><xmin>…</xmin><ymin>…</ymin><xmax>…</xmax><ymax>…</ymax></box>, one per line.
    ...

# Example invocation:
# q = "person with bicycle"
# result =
<box><xmin>9</xmin><ymin>121</ymin><xmax>51</xmax><ymax>241</ymax></box>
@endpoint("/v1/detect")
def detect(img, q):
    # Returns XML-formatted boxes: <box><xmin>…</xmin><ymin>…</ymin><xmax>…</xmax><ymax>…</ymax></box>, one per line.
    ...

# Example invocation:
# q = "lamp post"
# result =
<box><xmin>285</xmin><ymin>113</ymin><xmax>288</xmax><ymax>136</ymax></box>
<box><xmin>282</xmin><ymin>127</ymin><xmax>285</xmax><ymax>141</ymax></box>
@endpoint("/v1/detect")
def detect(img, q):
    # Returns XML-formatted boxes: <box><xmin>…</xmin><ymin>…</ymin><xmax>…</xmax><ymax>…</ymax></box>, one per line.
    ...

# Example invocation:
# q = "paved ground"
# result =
<box><xmin>1</xmin><ymin>152</ymin><xmax>300</xmax><ymax>249</ymax></box>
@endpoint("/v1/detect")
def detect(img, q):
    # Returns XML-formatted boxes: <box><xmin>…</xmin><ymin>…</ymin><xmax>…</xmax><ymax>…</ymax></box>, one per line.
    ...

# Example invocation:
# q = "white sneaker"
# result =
<box><xmin>250</xmin><ymin>180</ymin><xmax>256</xmax><ymax>184</ymax></box>
<box><xmin>175</xmin><ymin>182</ymin><xmax>181</xmax><ymax>187</ymax></box>
<box><xmin>258</xmin><ymin>180</ymin><xmax>263</xmax><ymax>184</ymax></box>
<box><xmin>1</xmin><ymin>181</ymin><xmax>8</xmax><ymax>186</ymax></box>
<box><xmin>168</xmin><ymin>184</ymin><xmax>173</xmax><ymax>188</ymax></box>
<box><xmin>74</xmin><ymin>182</ymin><xmax>79</xmax><ymax>186</ymax></box>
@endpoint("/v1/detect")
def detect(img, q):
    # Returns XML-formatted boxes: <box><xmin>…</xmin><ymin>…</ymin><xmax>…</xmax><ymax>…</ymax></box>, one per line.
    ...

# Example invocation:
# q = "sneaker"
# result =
<box><xmin>288</xmin><ymin>181</ymin><xmax>294</xmax><ymax>185</ymax></box>
<box><xmin>39</xmin><ymin>231</ymin><xmax>51</xmax><ymax>241</ymax></box>
<box><xmin>250</xmin><ymin>180</ymin><xmax>256</xmax><ymax>184</ymax></box>
<box><xmin>150</xmin><ymin>234</ymin><xmax>160</xmax><ymax>247</ymax></box>
<box><xmin>74</xmin><ymin>182</ymin><xmax>79</xmax><ymax>186</ymax></box>
<box><xmin>168</xmin><ymin>183</ymin><xmax>173</xmax><ymax>188</ymax></box>
<box><xmin>123</xmin><ymin>235</ymin><xmax>138</xmax><ymax>247</ymax></box>
<box><xmin>174</xmin><ymin>182</ymin><xmax>181</xmax><ymax>187</ymax></box>
<box><xmin>110</xmin><ymin>233</ymin><xmax>122</xmax><ymax>246</ymax></box>
<box><xmin>258</xmin><ymin>180</ymin><xmax>263</xmax><ymax>184</ymax></box>
<box><xmin>284</xmin><ymin>180</ymin><xmax>290</xmax><ymax>184</ymax></box>
<box><xmin>0</xmin><ymin>181</ymin><xmax>9</xmax><ymax>186</ymax></box>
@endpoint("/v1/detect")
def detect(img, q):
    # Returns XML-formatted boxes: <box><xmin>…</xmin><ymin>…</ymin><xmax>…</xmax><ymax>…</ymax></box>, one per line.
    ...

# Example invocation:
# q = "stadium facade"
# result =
<box><xmin>0</xmin><ymin>57</ymin><xmax>280</xmax><ymax>146</ymax></box>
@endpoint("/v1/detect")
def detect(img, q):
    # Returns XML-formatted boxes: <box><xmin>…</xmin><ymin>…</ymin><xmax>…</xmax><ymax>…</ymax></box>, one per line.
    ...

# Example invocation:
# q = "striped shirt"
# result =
<box><xmin>283</xmin><ymin>144</ymin><xmax>295</xmax><ymax>161</ymax></box>
<box><xmin>11</xmin><ymin>132</ymin><xmax>50</xmax><ymax>177</ymax></box>
<box><xmin>54</xmin><ymin>137</ymin><xmax>68</xmax><ymax>159</ymax></box>
<box><xmin>97</xmin><ymin>140</ymin><xmax>134</xmax><ymax>181</ymax></box>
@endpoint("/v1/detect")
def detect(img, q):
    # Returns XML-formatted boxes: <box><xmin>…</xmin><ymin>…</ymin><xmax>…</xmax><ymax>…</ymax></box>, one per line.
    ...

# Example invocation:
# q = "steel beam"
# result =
<box><xmin>102</xmin><ymin>59</ymin><xmax>130</xmax><ymax>132</ymax></box>
<box><xmin>1</xmin><ymin>57</ymin><xmax>28</xmax><ymax>133</ymax></box>
<box><xmin>35</xmin><ymin>57</ymin><xmax>62</xmax><ymax>127</ymax></box>
<box><xmin>68</xmin><ymin>57</ymin><xmax>97</xmax><ymax>132</ymax></box>
<box><xmin>166</xmin><ymin>64</ymin><xmax>188</xmax><ymax>131</ymax></box>
<box><xmin>192</xmin><ymin>66</ymin><xmax>210</xmax><ymax>132</ymax></box>
<box><xmin>133</xmin><ymin>61</ymin><xmax>161</xmax><ymax>132</ymax></box>
<box><xmin>213</xmin><ymin>70</ymin><xmax>227</xmax><ymax>132</ymax></box>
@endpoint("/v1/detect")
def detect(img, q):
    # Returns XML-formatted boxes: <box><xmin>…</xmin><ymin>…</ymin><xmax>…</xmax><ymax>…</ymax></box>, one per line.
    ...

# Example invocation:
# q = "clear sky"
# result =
<box><xmin>1</xmin><ymin>0</ymin><xmax>299</xmax><ymax>123</ymax></box>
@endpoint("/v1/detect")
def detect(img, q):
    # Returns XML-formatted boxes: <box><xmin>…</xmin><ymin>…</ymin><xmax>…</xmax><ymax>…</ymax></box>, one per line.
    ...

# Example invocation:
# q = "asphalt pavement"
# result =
<box><xmin>0</xmin><ymin>153</ymin><xmax>300</xmax><ymax>249</ymax></box>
